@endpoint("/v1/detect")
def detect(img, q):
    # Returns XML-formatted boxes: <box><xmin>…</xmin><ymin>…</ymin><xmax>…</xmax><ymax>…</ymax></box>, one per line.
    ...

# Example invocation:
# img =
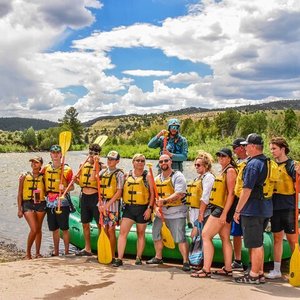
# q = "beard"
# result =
<box><xmin>160</xmin><ymin>164</ymin><xmax>170</xmax><ymax>171</ymax></box>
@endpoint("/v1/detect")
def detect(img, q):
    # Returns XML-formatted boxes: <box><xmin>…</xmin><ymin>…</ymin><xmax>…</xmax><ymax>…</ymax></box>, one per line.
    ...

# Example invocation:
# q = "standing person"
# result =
<box><xmin>231</xmin><ymin>138</ymin><xmax>247</xmax><ymax>270</ymax></box>
<box><xmin>75</xmin><ymin>143</ymin><xmax>102</xmax><ymax>256</ymax></box>
<box><xmin>114</xmin><ymin>154</ymin><xmax>155</xmax><ymax>267</ymax></box>
<box><xmin>191</xmin><ymin>148</ymin><xmax>237</xmax><ymax>278</ymax></box>
<box><xmin>42</xmin><ymin>145</ymin><xmax>74</xmax><ymax>256</ymax></box>
<box><xmin>148</xmin><ymin>118</ymin><xmax>188</xmax><ymax>172</ymax></box>
<box><xmin>266</xmin><ymin>137</ymin><xmax>298</xmax><ymax>279</ymax></box>
<box><xmin>99</xmin><ymin>150</ymin><xmax>124</xmax><ymax>263</ymax></box>
<box><xmin>17</xmin><ymin>156</ymin><xmax>46</xmax><ymax>259</ymax></box>
<box><xmin>234</xmin><ymin>133</ymin><xmax>272</xmax><ymax>284</ymax></box>
<box><xmin>146</xmin><ymin>154</ymin><xmax>190</xmax><ymax>271</ymax></box>
<box><xmin>186</xmin><ymin>151</ymin><xmax>215</xmax><ymax>233</ymax></box>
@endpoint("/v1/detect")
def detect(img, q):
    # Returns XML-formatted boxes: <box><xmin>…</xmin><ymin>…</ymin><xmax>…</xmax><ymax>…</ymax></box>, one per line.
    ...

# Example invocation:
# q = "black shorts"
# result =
<box><xmin>270</xmin><ymin>209</ymin><xmax>295</xmax><ymax>234</ymax></box>
<box><xmin>122</xmin><ymin>204</ymin><xmax>149</xmax><ymax>224</ymax></box>
<box><xmin>80</xmin><ymin>193</ymin><xmax>100</xmax><ymax>224</ymax></box>
<box><xmin>209</xmin><ymin>197</ymin><xmax>237</xmax><ymax>224</ymax></box>
<box><xmin>22</xmin><ymin>200</ymin><xmax>46</xmax><ymax>213</ymax></box>
<box><xmin>241</xmin><ymin>216</ymin><xmax>269</xmax><ymax>248</ymax></box>
<box><xmin>46</xmin><ymin>206</ymin><xmax>70</xmax><ymax>231</ymax></box>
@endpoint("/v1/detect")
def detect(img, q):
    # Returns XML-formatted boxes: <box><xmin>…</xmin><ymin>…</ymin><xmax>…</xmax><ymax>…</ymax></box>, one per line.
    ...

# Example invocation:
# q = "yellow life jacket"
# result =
<box><xmin>273</xmin><ymin>160</ymin><xmax>295</xmax><ymax>195</ymax></box>
<box><xmin>22</xmin><ymin>172</ymin><xmax>45</xmax><ymax>201</ymax></box>
<box><xmin>209</xmin><ymin>165</ymin><xmax>235</xmax><ymax>208</ymax></box>
<box><xmin>78</xmin><ymin>162</ymin><xmax>98</xmax><ymax>189</ymax></box>
<box><xmin>186</xmin><ymin>176</ymin><xmax>202</xmax><ymax>208</ymax></box>
<box><xmin>123</xmin><ymin>171</ymin><xmax>150</xmax><ymax>205</ymax></box>
<box><xmin>44</xmin><ymin>163</ymin><xmax>71</xmax><ymax>193</ymax></box>
<box><xmin>100</xmin><ymin>169</ymin><xmax>122</xmax><ymax>199</ymax></box>
<box><xmin>263</xmin><ymin>159</ymin><xmax>280</xmax><ymax>199</ymax></box>
<box><xmin>155</xmin><ymin>172</ymin><xmax>182</xmax><ymax>207</ymax></box>
<box><xmin>234</xmin><ymin>160</ymin><xmax>247</xmax><ymax>198</ymax></box>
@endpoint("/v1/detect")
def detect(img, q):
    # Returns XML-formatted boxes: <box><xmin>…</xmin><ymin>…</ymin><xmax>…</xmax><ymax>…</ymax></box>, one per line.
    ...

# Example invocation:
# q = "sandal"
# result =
<box><xmin>190</xmin><ymin>268</ymin><xmax>211</xmax><ymax>278</ymax></box>
<box><xmin>35</xmin><ymin>254</ymin><xmax>43</xmax><ymax>259</ymax></box>
<box><xmin>213</xmin><ymin>266</ymin><xmax>232</xmax><ymax>276</ymax></box>
<box><xmin>235</xmin><ymin>274</ymin><xmax>260</xmax><ymax>284</ymax></box>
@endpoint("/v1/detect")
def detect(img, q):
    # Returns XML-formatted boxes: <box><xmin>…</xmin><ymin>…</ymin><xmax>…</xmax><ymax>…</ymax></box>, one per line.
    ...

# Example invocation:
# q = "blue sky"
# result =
<box><xmin>0</xmin><ymin>0</ymin><xmax>300</xmax><ymax>122</ymax></box>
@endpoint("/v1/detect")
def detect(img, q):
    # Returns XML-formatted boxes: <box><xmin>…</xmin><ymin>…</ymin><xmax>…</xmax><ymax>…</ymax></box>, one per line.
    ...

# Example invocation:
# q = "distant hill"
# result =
<box><xmin>0</xmin><ymin>117</ymin><xmax>58</xmax><ymax>131</ymax></box>
<box><xmin>1</xmin><ymin>99</ymin><xmax>300</xmax><ymax>132</ymax></box>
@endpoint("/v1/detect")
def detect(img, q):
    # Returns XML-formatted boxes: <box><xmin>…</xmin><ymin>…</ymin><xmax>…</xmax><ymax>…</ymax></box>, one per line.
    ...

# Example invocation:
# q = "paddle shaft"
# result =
<box><xmin>95</xmin><ymin>158</ymin><xmax>104</xmax><ymax>226</ymax></box>
<box><xmin>295</xmin><ymin>172</ymin><xmax>299</xmax><ymax>243</ymax></box>
<box><xmin>147</xmin><ymin>165</ymin><xmax>166</xmax><ymax>222</ymax></box>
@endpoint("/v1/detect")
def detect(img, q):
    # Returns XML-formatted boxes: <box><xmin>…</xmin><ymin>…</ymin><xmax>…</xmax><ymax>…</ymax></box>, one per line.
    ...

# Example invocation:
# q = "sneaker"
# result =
<box><xmin>235</xmin><ymin>274</ymin><xmax>260</xmax><ymax>284</ymax></box>
<box><xmin>146</xmin><ymin>257</ymin><xmax>163</xmax><ymax>264</ymax></box>
<box><xmin>135</xmin><ymin>257</ymin><xmax>142</xmax><ymax>265</ymax></box>
<box><xmin>182</xmin><ymin>262</ymin><xmax>191</xmax><ymax>272</ymax></box>
<box><xmin>265</xmin><ymin>269</ymin><xmax>282</xmax><ymax>279</ymax></box>
<box><xmin>231</xmin><ymin>260</ymin><xmax>243</xmax><ymax>270</ymax></box>
<box><xmin>112</xmin><ymin>258</ymin><xmax>123</xmax><ymax>267</ymax></box>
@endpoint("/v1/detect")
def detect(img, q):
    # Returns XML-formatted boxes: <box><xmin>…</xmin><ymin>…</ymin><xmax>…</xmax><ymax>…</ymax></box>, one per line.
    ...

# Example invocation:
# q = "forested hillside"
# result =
<box><xmin>0</xmin><ymin>117</ymin><xmax>57</xmax><ymax>131</ymax></box>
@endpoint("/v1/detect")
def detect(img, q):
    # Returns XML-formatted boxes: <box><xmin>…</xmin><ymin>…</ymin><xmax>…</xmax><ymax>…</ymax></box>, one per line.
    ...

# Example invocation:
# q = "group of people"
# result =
<box><xmin>17</xmin><ymin>118</ymin><xmax>299</xmax><ymax>285</ymax></box>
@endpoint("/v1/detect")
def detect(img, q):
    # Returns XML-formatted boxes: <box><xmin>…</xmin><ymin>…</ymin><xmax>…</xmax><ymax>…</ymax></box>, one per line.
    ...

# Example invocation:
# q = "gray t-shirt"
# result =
<box><xmin>156</xmin><ymin>171</ymin><xmax>187</xmax><ymax>219</ymax></box>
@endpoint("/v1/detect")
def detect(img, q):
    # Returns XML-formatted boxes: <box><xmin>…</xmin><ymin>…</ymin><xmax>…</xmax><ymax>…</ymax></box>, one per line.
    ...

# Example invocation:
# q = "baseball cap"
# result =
<box><xmin>240</xmin><ymin>133</ymin><xmax>264</xmax><ymax>145</ymax></box>
<box><xmin>216</xmin><ymin>148</ymin><xmax>232</xmax><ymax>158</ymax></box>
<box><xmin>107</xmin><ymin>150</ymin><xmax>120</xmax><ymax>160</ymax></box>
<box><xmin>29</xmin><ymin>156</ymin><xmax>43</xmax><ymax>164</ymax></box>
<box><xmin>50</xmin><ymin>144</ymin><xmax>62</xmax><ymax>152</ymax></box>
<box><xmin>232</xmin><ymin>138</ymin><xmax>246</xmax><ymax>148</ymax></box>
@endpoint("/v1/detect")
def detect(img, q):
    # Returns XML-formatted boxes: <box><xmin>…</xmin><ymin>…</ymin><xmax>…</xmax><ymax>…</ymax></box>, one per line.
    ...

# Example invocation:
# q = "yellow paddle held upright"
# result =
<box><xmin>56</xmin><ymin>131</ymin><xmax>72</xmax><ymax>214</ymax></box>
<box><xmin>147</xmin><ymin>163</ymin><xmax>175</xmax><ymax>249</ymax></box>
<box><xmin>289</xmin><ymin>171</ymin><xmax>300</xmax><ymax>287</ymax></box>
<box><xmin>95</xmin><ymin>157</ymin><xmax>112</xmax><ymax>264</ymax></box>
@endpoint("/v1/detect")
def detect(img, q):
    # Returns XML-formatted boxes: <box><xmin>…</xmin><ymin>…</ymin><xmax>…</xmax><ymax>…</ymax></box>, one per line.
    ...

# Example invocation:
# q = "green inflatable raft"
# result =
<box><xmin>68</xmin><ymin>196</ymin><xmax>295</xmax><ymax>264</ymax></box>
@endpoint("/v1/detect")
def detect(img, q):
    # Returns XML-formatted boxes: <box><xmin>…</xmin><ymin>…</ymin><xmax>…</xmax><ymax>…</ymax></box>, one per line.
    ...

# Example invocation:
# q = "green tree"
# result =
<box><xmin>22</xmin><ymin>127</ymin><xmax>37</xmax><ymax>149</ymax></box>
<box><xmin>284</xmin><ymin>108</ymin><xmax>297</xmax><ymax>138</ymax></box>
<box><xmin>215</xmin><ymin>109</ymin><xmax>240</xmax><ymax>137</ymax></box>
<box><xmin>59</xmin><ymin>107</ymin><xmax>84</xmax><ymax>144</ymax></box>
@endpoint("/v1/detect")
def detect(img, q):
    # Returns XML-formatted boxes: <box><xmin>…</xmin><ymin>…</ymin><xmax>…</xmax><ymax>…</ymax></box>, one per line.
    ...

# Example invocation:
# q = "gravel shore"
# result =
<box><xmin>0</xmin><ymin>241</ymin><xmax>25</xmax><ymax>263</ymax></box>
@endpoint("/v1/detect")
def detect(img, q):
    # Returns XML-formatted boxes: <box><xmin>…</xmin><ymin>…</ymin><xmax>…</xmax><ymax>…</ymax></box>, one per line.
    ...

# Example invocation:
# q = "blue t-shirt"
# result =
<box><xmin>241</xmin><ymin>154</ymin><xmax>273</xmax><ymax>217</ymax></box>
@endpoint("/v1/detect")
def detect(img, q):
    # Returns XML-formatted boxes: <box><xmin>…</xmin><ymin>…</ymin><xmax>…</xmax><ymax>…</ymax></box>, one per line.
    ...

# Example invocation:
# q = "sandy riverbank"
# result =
<box><xmin>1</xmin><ymin>254</ymin><xmax>300</xmax><ymax>300</ymax></box>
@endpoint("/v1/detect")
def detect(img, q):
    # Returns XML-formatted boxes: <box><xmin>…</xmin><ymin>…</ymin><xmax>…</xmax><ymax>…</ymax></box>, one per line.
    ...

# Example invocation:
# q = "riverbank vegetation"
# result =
<box><xmin>1</xmin><ymin>105</ymin><xmax>300</xmax><ymax>160</ymax></box>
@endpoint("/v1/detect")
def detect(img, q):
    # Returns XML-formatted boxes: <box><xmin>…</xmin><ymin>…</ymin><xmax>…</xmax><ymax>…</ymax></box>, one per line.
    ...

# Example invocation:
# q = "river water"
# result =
<box><xmin>0</xmin><ymin>151</ymin><xmax>198</xmax><ymax>255</ymax></box>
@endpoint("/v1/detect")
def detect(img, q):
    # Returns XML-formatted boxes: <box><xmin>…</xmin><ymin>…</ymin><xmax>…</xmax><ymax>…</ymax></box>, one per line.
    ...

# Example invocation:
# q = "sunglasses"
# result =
<box><xmin>217</xmin><ymin>154</ymin><xmax>228</xmax><ymax>158</ymax></box>
<box><xmin>135</xmin><ymin>159</ymin><xmax>145</xmax><ymax>163</ymax></box>
<box><xmin>194</xmin><ymin>163</ymin><xmax>202</xmax><ymax>167</ymax></box>
<box><xmin>89</xmin><ymin>151</ymin><xmax>99</xmax><ymax>156</ymax></box>
<box><xmin>159</xmin><ymin>159</ymin><xmax>170</xmax><ymax>164</ymax></box>
<box><xmin>107</xmin><ymin>157</ymin><xmax>117</xmax><ymax>161</ymax></box>
<box><xmin>169</xmin><ymin>125</ymin><xmax>179</xmax><ymax>130</ymax></box>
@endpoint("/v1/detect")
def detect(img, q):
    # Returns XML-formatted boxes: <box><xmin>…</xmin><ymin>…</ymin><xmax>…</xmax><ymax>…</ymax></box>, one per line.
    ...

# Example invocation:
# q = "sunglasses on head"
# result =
<box><xmin>135</xmin><ymin>159</ymin><xmax>145</xmax><ymax>163</ymax></box>
<box><xmin>89</xmin><ymin>150</ymin><xmax>99</xmax><ymax>156</ymax></box>
<box><xmin>159</xmin><ymin>159</ymin><xmax>170</xmax><ymax>164</ymax></box>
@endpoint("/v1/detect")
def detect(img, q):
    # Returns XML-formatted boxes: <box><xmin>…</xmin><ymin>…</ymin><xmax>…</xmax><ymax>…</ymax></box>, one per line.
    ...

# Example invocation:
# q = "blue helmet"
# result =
<box><xmin>167</xmin><ymin>118</ymin><xmax>180</xmax><ymax>129</ymax></box>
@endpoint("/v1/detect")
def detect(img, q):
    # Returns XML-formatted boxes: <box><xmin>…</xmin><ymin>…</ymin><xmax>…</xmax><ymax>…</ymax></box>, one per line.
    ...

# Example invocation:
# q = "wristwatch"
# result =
<box><xmin>148</xmin><ymin>205</ymin><xmax>153</xmax><ymax>210</ymax></box>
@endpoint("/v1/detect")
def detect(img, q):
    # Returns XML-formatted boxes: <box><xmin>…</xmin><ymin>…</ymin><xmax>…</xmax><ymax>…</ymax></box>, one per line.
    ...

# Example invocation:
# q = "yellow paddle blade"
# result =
<box><xmin>161</xmin><ymin>222</ymin><xmax>175</xmax><ymax>249</ymax></box>
<box><xmin>59</xmin><ymin>131</ymin><xmax>72</xmax><ymax>155</ymax></box>
<box><xmin>97</xmin><ymin>230</ymin><xmax>112</xmax><ymax>264</ymax></box>
<box><xmin>94</xmin><ymin>135</ymin><xmax>108</xmax><ymax>147</ymax></box>
<box><xmin>289</xmin><ymin>244</ymin><xmax>300</xmax><ymax>287</ymax></box>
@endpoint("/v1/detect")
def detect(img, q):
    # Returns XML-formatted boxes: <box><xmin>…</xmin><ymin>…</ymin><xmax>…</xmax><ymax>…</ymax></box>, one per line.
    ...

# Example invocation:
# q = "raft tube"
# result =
<box><xmin>68</xmin><ymin>196</ymin><xmax>294</xmax><ymax>264</ymax></box>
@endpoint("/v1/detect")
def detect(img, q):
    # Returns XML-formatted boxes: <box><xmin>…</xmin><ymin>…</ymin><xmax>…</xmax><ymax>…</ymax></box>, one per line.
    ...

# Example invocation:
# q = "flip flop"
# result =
<box><xmin>213</xmin><ymin>266</ymin><xmax>233</xmax><ymax>276</ymax></box>
<box><xmin>35</xmin><ymin>254</ymin><xmax>43</xmax><ymax>259</ymax></box>
<box><xmin>190</xmin><ymin>268</ymin><xmax>211</xmax><ymax>278</ymax></box>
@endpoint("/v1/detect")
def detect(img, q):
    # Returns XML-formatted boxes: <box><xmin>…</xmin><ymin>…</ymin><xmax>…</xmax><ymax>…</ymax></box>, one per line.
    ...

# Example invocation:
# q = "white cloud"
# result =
<box><xmin>123</xmin><ymin>70</ymin><xmax>172</xmax><ymax>77</ymax></box>
<box><xmin>0</xmin><ymin>0</ymin><xmax>300</xmax><ymax>122</ymax></box>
